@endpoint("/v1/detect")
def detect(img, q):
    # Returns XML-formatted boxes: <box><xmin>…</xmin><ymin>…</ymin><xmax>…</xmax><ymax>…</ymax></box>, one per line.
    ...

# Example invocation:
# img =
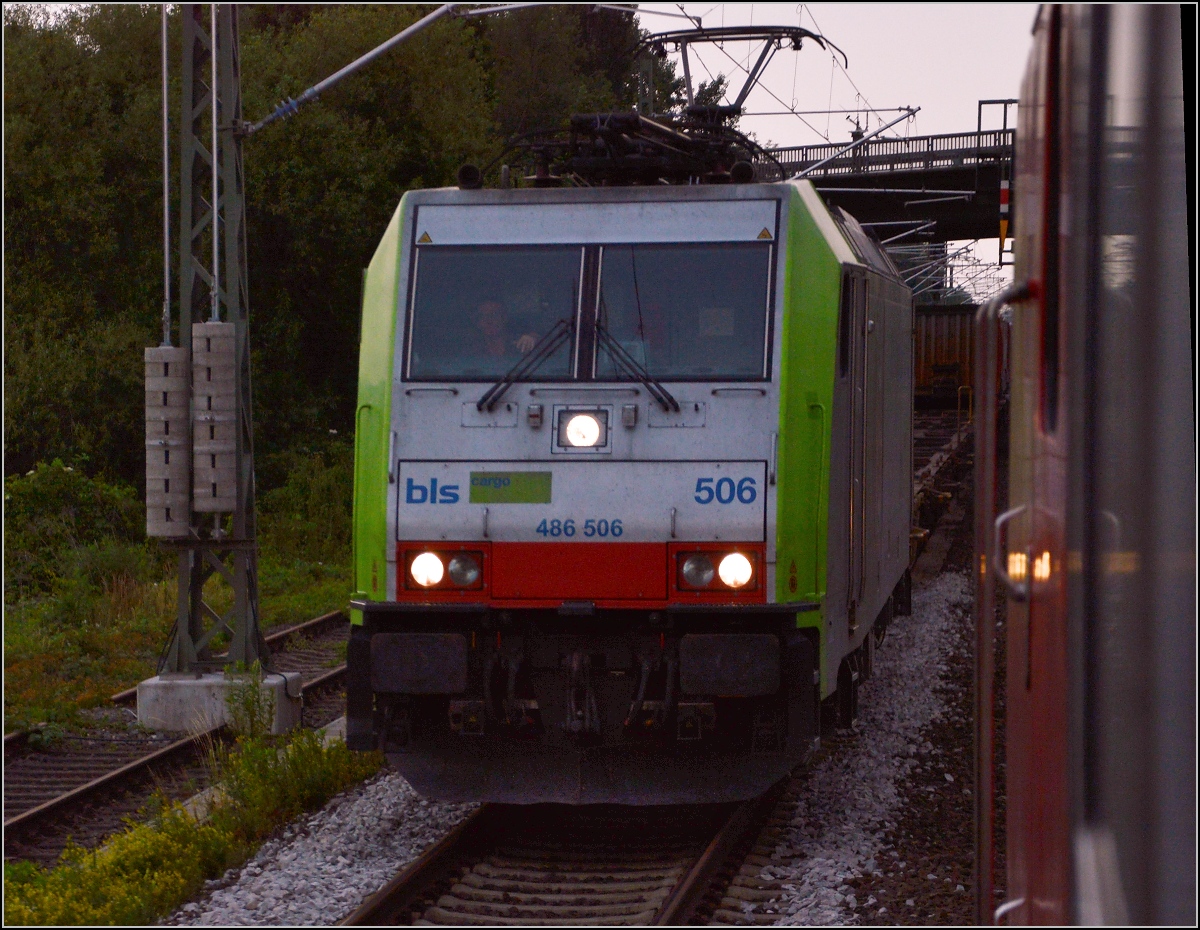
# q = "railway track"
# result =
<box><xmin>912</xmin><ymin>410</ymin><xmax>972</xmax><ymax>483</ymax></box>
<box><xmin>3</xmin><ymin>610</ymin><xmax>348</xmax><ymax>866</ymax></box>
<box><xmin>342</xmin><ymin>790</ymin><xmax>780</xmax><ymax>926</ymax></box>
<box><xmin>342</xmin><ymin>733</ymin><xmax>864</xmax><ymax>927</ymax></box>
<box><xmin>911</xmin><ymin>410</ymin><xmax>973</xmax><ymax>557</ymax></box>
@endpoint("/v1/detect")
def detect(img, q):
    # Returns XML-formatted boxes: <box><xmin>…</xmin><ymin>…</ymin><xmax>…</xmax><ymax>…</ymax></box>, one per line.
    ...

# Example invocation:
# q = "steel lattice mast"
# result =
<box><xmin>158</xmin><ymin>3</ymin><xmax>262</xmax><ymax>672</ymax></box>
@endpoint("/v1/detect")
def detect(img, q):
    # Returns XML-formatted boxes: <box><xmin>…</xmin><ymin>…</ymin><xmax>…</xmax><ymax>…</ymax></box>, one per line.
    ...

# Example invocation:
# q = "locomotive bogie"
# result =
<box><xmin>348</xmin><ymin>180</ymin><xmax>912</xmax><ymax>803</ymax></box>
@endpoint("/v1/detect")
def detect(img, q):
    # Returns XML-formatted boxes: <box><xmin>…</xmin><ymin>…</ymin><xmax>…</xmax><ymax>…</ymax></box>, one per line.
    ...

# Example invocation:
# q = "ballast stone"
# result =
<box><xmin>137</xmin><ymin>671</ymin><xmax>302</xmax><ymax>734</ymax></box>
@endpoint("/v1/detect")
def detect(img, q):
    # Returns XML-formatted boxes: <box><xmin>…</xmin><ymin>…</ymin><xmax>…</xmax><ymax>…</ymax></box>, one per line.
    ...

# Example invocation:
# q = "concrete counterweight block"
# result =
<box><xmin>137</xmin><ymin>671</ymin><xmax>304</xmax><ymax>735</ymax></box>
<box><xmin>145</xmin><ymin>346</ymin><xmax>191</xmax><ymax>537</ymax></box>
<box><xmin>192</xmin><ymin>322</ymin><xmax>237</xmax><ymax>512</ymax></box>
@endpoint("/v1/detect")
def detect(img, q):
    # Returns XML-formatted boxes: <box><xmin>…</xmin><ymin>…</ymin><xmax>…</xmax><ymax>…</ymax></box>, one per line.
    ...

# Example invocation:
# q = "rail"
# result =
<box><xmin>342</xmin><ymin>782</ymin><xmax>788</xmax><ymax>927</ymax></box>
<box><xmin>4</xmin><ymin>610</ymin><xmax>349</xmax><ymax>863</ymax></box>
<box><xmin>4</xmin><ymin>665</ymin><xmax>346</xmax><ymax>839</ymax></box>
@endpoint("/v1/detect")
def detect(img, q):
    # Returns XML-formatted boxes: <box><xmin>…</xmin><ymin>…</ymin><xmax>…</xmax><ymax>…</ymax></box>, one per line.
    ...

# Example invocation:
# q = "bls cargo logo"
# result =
<box><xmin>403</xmin><ymin>471</ymin><xmax>552</xmax><ymax>505</ymax></box>
<box><xmin>404</xmin><ymin>478</ymin><xmax>459</xmax><ymax>504</ymax></box>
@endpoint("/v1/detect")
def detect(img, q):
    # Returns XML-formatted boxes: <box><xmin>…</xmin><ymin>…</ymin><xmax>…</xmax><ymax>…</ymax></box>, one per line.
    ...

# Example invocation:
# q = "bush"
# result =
<box><xmin>257</xmin><ymin>444</ymin><xmax>353</xmax><ymax>564</ymax></box>
<box><xmin>2</xmin><ymin>809</ymin><xmax>232</xmax><ymax>926</ymax></box>
<box><xmin>2</xmin><ymin>450</ymin><xmax>353</xmax><ymax>730</ymax></box>
<box><xmin>3</xmin><ymin>460</ymin><xmax>151</xmax><ymax>603</ymax></box>
<box><xmin>2</xmin><ymin>730</ymin><xmax>383</xmax><ymax>925</ymax></box>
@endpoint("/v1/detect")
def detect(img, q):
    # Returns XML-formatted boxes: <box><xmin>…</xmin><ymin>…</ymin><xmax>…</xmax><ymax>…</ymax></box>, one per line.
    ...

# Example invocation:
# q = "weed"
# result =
<box><xmin>26</xmin><ymin>723</ymin><xmax>65</xmax><ymax>749</ymax></box>
<box><xmin>2</xmin><ymin>729</ymin><xmax>383</xmax><ymax>925</ymax></box>
<box><xmin>223</xmin><ymin>665</ymin><xmax>276</xmax><ymax>740</ymax></box>
<box><xmin>284</xmin><ymin>631</ymin><xmax>314</xmax><ymax>652</ymax></box>
<box><xmin>327</xmin><ymin>639</ymin><xmax>349</xmax><ymax>667</ymax></box>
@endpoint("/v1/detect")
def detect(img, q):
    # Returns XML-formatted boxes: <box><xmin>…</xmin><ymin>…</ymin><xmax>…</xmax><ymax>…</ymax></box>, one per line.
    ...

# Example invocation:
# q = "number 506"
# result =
<box><xmin>694</xmin><ymin>476</ymin><xmax>757</xmax><ymax>504</ymax></box>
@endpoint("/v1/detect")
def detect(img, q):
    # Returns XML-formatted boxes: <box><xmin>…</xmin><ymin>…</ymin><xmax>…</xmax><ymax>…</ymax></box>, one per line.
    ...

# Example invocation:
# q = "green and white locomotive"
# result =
<box><xmin>346</xmin><ymin>142</ymin><xmax>912</xmax><ymax>803</ymax></box>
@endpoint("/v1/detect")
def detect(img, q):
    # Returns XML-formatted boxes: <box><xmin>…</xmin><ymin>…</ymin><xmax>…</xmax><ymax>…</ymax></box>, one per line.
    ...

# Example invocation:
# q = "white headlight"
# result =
<box><xmin>718</xmin><ymin>552</ymin><xmax>753</xmax><ymax>588</ymax></box>
<box><xmin>410</xmin><ymin>551</ymin><xmax>444</xmax><ymax>586</ymax></box>
<box><xmin>565</xmin><ymin>413</ymin><xmax>601</xmax><ymax>447</ymax></box>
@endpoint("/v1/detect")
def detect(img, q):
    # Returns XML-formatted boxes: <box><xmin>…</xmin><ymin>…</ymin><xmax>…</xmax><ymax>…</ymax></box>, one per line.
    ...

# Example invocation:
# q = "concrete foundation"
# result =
<box><xmin>137</xmin><ymin>671</ymin><xmax>303</xmax><ymax>734</ymax></box>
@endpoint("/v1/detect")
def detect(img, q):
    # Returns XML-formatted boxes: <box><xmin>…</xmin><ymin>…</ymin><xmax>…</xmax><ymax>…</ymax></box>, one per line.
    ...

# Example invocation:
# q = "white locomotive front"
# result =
<box><xmin>347</xmin><ymin>180</ymin><xmax>911</xmax><ymax>804</ymax></box>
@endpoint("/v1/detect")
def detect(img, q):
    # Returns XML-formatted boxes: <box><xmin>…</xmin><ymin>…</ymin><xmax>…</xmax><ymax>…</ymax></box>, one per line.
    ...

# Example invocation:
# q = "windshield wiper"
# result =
<box><xmin>477</xmin><ymin>318</ymin><xmax>574</xmax><ymax>412</ymax></box>
<box><xmin>594</xmin><ymin>320</ymin><xmax>679</xmax><ymax>412</ymax></box>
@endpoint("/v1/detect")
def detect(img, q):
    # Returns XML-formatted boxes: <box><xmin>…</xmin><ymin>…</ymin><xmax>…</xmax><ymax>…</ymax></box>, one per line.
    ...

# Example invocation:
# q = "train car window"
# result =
<box><xmin>594</xmin><ymin>242</ymin><xmax>771</xmax><ymax>380</ymax></box>
<box><xmin>407</xmin><ymin>245</ymin><xmax>582</xmax><ymax>380</ymax></box>
<box><xmin>1041</xmin><ymin>6</ymin><xmax>1063</xmax><ymax>431</ymax></box>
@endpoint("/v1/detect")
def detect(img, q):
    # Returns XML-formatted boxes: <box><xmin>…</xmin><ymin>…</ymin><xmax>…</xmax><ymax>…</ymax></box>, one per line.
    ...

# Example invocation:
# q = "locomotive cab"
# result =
<box><xmin>346</xmin><ymin>180</ymin><xmax>911</xmax><ymax>804</ymax></box>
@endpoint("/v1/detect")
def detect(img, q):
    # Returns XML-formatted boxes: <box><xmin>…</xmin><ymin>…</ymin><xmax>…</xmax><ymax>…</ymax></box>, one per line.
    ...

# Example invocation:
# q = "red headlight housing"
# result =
<box><xmin>676</xmin><ymin>550</ymin><xmax>759</xmax><ymax>592</ymax></box>
<box><xmin>403</xmin><ymin>548</ymin><xmax>485</xmax><ymax>591</ymax></box>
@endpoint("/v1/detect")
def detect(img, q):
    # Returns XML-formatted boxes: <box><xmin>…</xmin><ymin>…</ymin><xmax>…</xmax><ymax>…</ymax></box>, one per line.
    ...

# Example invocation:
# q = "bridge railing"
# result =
<box><xmin>765</xmin><ymin>129</ymin><xmax>1016</xmax><ymax>177</ymax></box>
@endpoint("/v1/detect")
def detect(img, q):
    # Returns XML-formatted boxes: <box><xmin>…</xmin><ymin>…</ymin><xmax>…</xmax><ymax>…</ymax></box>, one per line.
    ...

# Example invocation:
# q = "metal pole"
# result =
<box><xmin>880</xmin><ymin>221</ymin><xmax>936</xmax><ymax>245</ymax></box>
<box><xmin>901</xmin><ymin>242</ymin><xmax>978</xmax><ymax>282</ymax></box>
<box><xmin>680</xmin><ymin>42</ymin><xmax>694</xmax><ymax>106</ymax></box>
<box><xmin>161</xmin><ymin>4</ymin><xmax>171</xmax><ymax>346</ymax></box>
<box><xmin>165</xmin><ymin>3</ymin><xmax>257</xmax><ymax>673</ymax></box>
<box><xmin>792</xmin><ymin>107</ymin><xmax>919</xmax><ymax>179</ymax></box>
<box><xmin>815</xmin><ymin>188</ymin><xmax>976</xmax><ymax>195</ymax></box>
<box><xmin>245</xmin><ymin>3</ymin><xmax>459</xmax><ymax>136</ymax></box>
<box><xmin>732</xmin><ymin>39</ymin><xmax>778</xmax><ymax>110</ymax></box>
<box><xmin>210</xmin><ymin>3</ymin><xmax>219</xmax><ymax>322</ymax></box>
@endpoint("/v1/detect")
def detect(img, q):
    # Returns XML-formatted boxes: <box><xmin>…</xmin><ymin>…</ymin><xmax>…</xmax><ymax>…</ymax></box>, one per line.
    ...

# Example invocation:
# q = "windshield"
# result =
<box><xmin>407</xmin><ymin>246</ymin><xmax>581</xmax><ymax>380</ymax></box>
<box><xmin>595</xmin><ymin>243</ymin><xmax>771</xmax><ymax>380</ymax></box>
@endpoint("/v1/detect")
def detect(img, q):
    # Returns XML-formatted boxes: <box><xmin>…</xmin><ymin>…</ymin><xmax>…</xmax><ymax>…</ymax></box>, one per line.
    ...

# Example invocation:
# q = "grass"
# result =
<box><xmin>1</xmin><ymin>725</ymin><xmax>383</xmax><ymax>925</ymax></box>
<box><xmin>2</xmin><ymin>553</ymin><xmax>352</xmax><ymax>733</ymax></box>
<box><xmin>3</xmin><ymin>448</ymin><xmax>354</xmax><ymax>734</ymax></box>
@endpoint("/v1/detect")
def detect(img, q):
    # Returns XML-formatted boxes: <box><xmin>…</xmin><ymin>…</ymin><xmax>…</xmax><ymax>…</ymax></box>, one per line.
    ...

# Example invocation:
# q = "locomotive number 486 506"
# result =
<box><xmin>535</xmin><ymin>518</ymin><xmax>625</xmax><ymax>537</ymax></box>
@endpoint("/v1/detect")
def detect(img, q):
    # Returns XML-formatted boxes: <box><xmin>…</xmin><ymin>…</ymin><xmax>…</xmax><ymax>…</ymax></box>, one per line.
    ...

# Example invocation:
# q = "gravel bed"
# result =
<box><xmin>163</xmin><ymin>773</ymin><xmax>476</xmax><ymax>926</ymax></box>
<box><xmin>738</xmin><ymin>569</ymin><xmax>974</xmax><ymax>926</ymax></box>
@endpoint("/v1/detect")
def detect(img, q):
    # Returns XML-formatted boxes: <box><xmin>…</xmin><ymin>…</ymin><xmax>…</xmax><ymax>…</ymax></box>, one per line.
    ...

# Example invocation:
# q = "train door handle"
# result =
<box><xmin>993</xmin><ymin>504</ymin><xmax>1030</xmax><ymax>602</ymax></box>
<box><xmin>994</xmin><ymin>897</ymin><xmax>1026</xmax><ymax>923</ymax></box>
<box><xmin>1100</xmin><ymin>509</ymin><xmax>1121</xmax><ymax>548</ymax></box>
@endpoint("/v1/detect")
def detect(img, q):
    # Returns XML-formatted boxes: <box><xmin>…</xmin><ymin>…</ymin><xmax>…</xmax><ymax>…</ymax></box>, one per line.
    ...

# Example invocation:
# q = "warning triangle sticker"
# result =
<box><xmin>417</xmin><ymin>232</ymin><xmax>432</xmax><ymax>244</ymax></box>
<box><xmin>757</xmin><ymin>227</ymin><xmax>773</xmax><ymax>240</ymax></box>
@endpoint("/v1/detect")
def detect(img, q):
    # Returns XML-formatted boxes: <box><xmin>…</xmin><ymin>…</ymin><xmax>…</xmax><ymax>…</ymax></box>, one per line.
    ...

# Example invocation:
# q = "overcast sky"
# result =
<box><xmin>636</xmin><ymin>3</ymin><xmax>1038</xmax><ymax>149</ymax></box>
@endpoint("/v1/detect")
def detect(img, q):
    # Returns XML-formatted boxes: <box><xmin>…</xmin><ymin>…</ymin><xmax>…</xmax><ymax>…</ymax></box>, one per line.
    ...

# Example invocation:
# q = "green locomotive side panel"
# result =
<box><xmin>775</xmin><ymin>182</ymin><xmax>847</xmax><ymax>690</ymax></box>
<box><xmin>351</xmin><ymin>196</ymin><xmax>408</xmax><ymax>622</ymax></box>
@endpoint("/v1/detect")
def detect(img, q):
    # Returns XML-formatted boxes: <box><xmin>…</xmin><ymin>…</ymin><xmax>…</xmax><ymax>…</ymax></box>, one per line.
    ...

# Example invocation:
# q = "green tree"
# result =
<box><xmin>3</xmin><ymin>4</ymin><xmax>676</xmax><ymax>487</ymax></box>
<box><xmin>3</xmin><ymin>4</ymin><xmax>495</xmax><ymax>481</ymax></box>
<box><xmin>5</xmin><ymin>5</ymin><xmax>178</xmax><ymax>481</ymax></box>
<box><xmin>486</xmin><ymin>5</ymin><xmax>634</xmax><ymax>138</ymax></box>
<box><xmin>237</xmin><ymin>4</ymin><xmax>494</xmax><ymax>456</ymax></box>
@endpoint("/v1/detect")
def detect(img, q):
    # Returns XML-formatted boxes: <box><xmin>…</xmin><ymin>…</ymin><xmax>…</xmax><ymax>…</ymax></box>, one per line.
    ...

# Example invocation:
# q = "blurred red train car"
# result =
<box><xmin>974</xmin><ymin>5</ymin><xmax>1194</xmax><ymax>925</ymax></box>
